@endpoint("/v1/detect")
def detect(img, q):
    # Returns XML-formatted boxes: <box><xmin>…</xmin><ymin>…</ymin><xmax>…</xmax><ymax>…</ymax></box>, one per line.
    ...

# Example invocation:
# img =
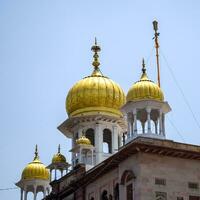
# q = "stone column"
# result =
<box><xmin>91</xmin><ymin>149</ymin><xmax>94</xmax><ymax>165</ymax></box>
<box><xmin>155</xmin><ymin>120</ymin><xmax>158</xmax><ymax>134</ymax></box>
<box><xmin>146</xmin><ymin>108</ymin><xmax>151</xmax><ymax>134</ymax></box>
<box><xmin>79</xmin><ymin>148</ymin><xmax>82</xmax><ymax>163</ymax></box>
<box><xmin>50</xmin><ymin>169</ymin><xmax>52</xmax><ymax>182</ymax></box>
<box><xmin>142</xmin><ymin>122</ymin><xmax>145</xmax><ymax>134</ymax></box>
<box><xmin>95</xmin><ymin>123</ymin><xmax>103</xmax><ymax>164</ymax></box>
<box><xmin>159</xmin><ymin>110</ymin><xmax>163</xmax><ymax>135</ymax></box>
<box><xmin>133</xmin><ymin>110</ymin><xmax>137</xmax><ymax>136</ymax></box>
<box><xmin>33</xmin><ymin>186</ymin><xmax>37</xmax><ymax>200</ymax></box>
<box><xmin>20</xmin><ymin>189</ymin><xmax>23</xmax><ymax>200</ymax></box>
<box><xmin>24</xmin><ymin>191</ymin><xmax>27</xmax><ymax>200</ymax></box>
<box><xmin>127</xmin><ymin>117</ymin><xmax>131</xmax><ymax>139</ymax></box>
<box><xmin>112</xmin><ymin>125</ymin><xmax>118</xmax><ymax>153</ymax></box>
<box><xmin>162</xmin><ymin>114</ymin><xmax>165</xmax><ymax>136</ymax></box>
<box><xmin>54</xmin><ymin>167</ymin><xmax>57</xmax><ymax>180</ymax></box>
<box><xmin>43</xmin><ymin>188</ymin><xmax>46</xmax><ymax>198</ymax></box>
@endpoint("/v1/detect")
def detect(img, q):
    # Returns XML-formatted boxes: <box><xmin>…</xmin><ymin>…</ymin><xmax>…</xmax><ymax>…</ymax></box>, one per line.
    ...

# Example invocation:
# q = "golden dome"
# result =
<box><xmin>52</xmin><ymin>145</ymin><xmax>67</xmax><ymax>164</ymax></box>
<box><xmin>21</xmin><ymin>146</ymin><xmax>49</xmax><ymax>181</ymax></box>
<box><xmin>127</xmin><ymin>60</ymin><xmax>164</xmax><ymax>102</ymax></box>
<box><xmin>66</xmin><ymin>40</ymin><xmax>125</xmax><ymax>117</ymax></box>
<box><xmin>76</xmin><ymin>135</ymin><xmax>91</xmax><ymax>145</ymax></box>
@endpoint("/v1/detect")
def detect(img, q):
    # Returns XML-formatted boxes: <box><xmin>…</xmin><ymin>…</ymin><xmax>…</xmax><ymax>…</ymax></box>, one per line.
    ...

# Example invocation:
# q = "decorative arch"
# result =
<box><xmin>85</xmin><ymin>128</ymin><xmax>95</xmax><ymax>145</ymax></box>
<box><xmin>120</xmin><ymin>170</ymin><xmax>135</xmax><ymax>185</ymax></box>
<box><xmin>103</xmin><ymin>129</ymin><xmax>112</xmax><ymax>153</ymax></box>
<box><xmin>101</xmin><ymin>189</ymin><xmax>109</xmax><ymax>200</ymax></box>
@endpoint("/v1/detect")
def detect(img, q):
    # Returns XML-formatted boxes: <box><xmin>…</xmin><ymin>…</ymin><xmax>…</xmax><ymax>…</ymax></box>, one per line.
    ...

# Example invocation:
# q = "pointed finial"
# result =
<box><xmin>34</xmin><ymin>144</ymin><xmax>39</xmax><ymax>160</ymax></box>
<box><xmin>82</xmin><ymin>129</ymin><xmax>85</xmax><ymax>136</ymax></box>
<box><xmin>91</xmin><ymin>37</ymin><xmax>101</xmax><ymax>69</ymax></box>
<box><xmin>95</xmin><ymin>37</ymin><xmax>97</xmax><ymax>45</ymax></box>
<box><xmin>142</xmin><ymin>58</ymin><xmax>146</xmax><ymax>74</ymax></box>
<box><xmin>58</xmin><ymin>144</ymin><xmax>61</xmax><ymax>153</ymax></box>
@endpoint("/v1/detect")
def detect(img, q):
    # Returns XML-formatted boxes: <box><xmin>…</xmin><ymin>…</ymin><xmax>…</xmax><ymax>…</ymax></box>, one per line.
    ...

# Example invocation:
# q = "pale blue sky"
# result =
<box><xmin>1</xmin><ymin>0</ymin><xmax>200</xmax><ymax>199</ymax></box>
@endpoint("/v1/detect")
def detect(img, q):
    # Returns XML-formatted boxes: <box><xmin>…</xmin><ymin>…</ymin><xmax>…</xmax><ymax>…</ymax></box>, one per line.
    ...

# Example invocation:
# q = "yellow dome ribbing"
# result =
<box><xmin>127</xmin><ymin>60</ymin><xmax>164</xmax><ymax>102</ymax></box>
<box><xmin>52</xmin><ymin>145</ymin><xmax>67</xmax><ymax>164</ymax></box>
<box><xmin>21</xmin><ymin>145</ymin><xmax>49</xmax><ymax>181</ymax></box>
<box><xmin>76</xmin><ymin>135</ymin><xmax>91</xmax><ymax>145</ymax></box>
<box><xmin>66</xmin><ymin>40</ymin><xmax>125</xmax><ymax>117</ymax></box>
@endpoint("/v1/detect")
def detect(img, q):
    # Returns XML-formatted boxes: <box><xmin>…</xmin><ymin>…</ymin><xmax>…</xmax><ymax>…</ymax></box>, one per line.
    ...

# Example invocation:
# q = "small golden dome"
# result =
<box><xmin>76</xmin><ymin>135</ymin><xmax>91</xmax><ymax>145</ymax></box>
<box><xmin>127</xmin><ymin>60</ymin><xmax>164</xmax><ymax>102</ymax></box>
<box><xmin>21</xmin><ymin>146</ymin><xmax>49</xmax><ymax>181</ymax></box>
<box><xmin>66</xmin><ymin>40</ymin><xmax>125</xmax><ymax>117</ymax></box>
<box><xmin>52</xmin><ymin>145</ymin><xmax>67</xmax><ymax>164</ymax></box>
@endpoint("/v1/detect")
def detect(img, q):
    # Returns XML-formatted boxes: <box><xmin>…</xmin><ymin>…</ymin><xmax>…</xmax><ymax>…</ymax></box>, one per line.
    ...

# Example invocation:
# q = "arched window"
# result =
<box><xmin>85</xmin><ymin>128</ymin><xmax>95</xmax><ymax>145</ymax></box>
<box><xmin>103</xmin><ymin>129</ymin><xmax>112</xmax><ymax>153</ymax></box>
<box><xmin>121</xmin><ymin>170</ymin><xmax>135</xmax><ymax>200</ymax></box>
<box><xmin>114</xmin><ymin>183</ymin><xmax>119</xmax><ymax>200</ymax></box>
<box><xmin>101</xmin><ymin>190</ymin><xmax>109</xmax><ymax>200</ymax></box>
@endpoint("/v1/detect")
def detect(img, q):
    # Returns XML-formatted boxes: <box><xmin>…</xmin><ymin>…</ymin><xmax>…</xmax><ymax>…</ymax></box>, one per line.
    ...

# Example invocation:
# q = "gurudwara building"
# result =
<box><xmin>16</xmin><ymin>22</ymin><xmax>200</xmax><ymax>200</ymax></box>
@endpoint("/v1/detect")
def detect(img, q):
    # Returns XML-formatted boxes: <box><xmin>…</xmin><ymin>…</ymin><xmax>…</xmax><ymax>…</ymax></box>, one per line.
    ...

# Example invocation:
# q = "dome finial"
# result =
<box><xmin>142</xmin><ymin>58</ymin><xmax>146</xmax><ymax>74</ymax></box>
<box><xmin>34</xmin><ymin>144</ymin><xmax>39</xmax><ymax>160</ymax></box>
<box><xmin>58</xmin><ymin>144</ymin><xmax>61</xmax><ymax>153</ymax></box>
<box><xmin>91</xmin><ymin>37</ymin><xmax>101</xmax><ymax>69</ymax></box>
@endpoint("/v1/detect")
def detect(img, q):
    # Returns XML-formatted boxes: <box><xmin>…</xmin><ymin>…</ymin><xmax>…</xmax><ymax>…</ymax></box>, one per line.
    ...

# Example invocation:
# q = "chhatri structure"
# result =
<box><xmin>16</xmin><ymin>21</ymin><xmax>200</xmax><ymax>200</ymax></box>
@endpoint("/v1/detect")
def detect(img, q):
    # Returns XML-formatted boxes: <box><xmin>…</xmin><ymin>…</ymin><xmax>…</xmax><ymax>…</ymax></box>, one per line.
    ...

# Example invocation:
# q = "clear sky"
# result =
<box><xmin>1</xmin><ymin>0</ymin><xmax>200</xmax><ymax>199</ymax></box>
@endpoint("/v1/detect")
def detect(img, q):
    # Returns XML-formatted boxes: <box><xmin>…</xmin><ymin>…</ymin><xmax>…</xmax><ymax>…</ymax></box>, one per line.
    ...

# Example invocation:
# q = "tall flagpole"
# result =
<box><xmin>153</xmin><ymin>20</ymin><xmax>161</xmax><ymax>87</ymax></box>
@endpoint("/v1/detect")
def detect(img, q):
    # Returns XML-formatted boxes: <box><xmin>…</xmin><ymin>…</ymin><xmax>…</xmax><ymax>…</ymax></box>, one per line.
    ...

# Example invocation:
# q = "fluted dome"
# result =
<box><xmin>76</xmin><ymin>135</ymin><xmax>91</xmax><ymax>145</ymax></box>
<box><xmin>21</xmin><ymin>147</ymin><xmax>49</xmax><ymax>181</ymax></box>
<box><xmin>52</xmin><ymin>145</ymin><xmax>67</xmax><ymax>164</ymax></box>
<box><xmin>127</xmin><ymin>62</ymin><xmax>164</xmax><ymax>102</ymax></box>
<box><xmin>66</xmin><ymin>41</ymin><xmax>125</xmax><ymax>117</ymax></box>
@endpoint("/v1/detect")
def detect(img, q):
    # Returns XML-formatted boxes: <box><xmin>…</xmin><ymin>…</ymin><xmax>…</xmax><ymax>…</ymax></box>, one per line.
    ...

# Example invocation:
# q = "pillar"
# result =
<box><xmin>112</xmin><ymin>125</ymin><xmax>118</xmax><ymax>153</ymax></box>
<box><xmin>50</xmin><ymin>169</ymin><xmax>52</xmax><ymax>182</ymax></box>
<box><xmin>155</xmin><ymin>120</ymin><xmax>158</xmax><ymax>134</ymax></box>
<box><xmin>54</xmin><ymin>167</ymin><xmax>57</xmax><ymax>180</ymax></box>
<box><xmin>142</xmin><ymin>122</ymin><xmax>145</xmax><ymax>134</ymax></box>
<box><xmin>133</xmin><ymin>110</ymin><xmax>137</xmax><ymax>135</ymax></box>
<box><xmin>95</xmin><ymin>123</ymin><xmax>103</xmax><ymax>164</ymax></box>
<box><xmin>43</xmin><ymin>188</ymin><xmax>46</xmax><ymax>198</ymax></box>
<box><xmin>24</xmin><ymin>191</ymin><xmax>27</xmax><ymax>200</ymax></box>
<box><xmin>159</xmin><ymin>110</ymin><xmax>163</xmax><ymax>135</ymax></box>
<box><xmin>33</xmin><ymin>186</ymin><xmax>37</xmax><ymax>200</ymax></box>
<box><xmin>146</xmin><ymin>108</ymin><xmax>151</xmax><ymax>134</ymax></box>
<box><xmin>20</xmin><ymin>189</ymin><xmax>23</xmax><ymax>200</ymax></box>
<box><xmin>91</xmin><ymin>150</ymin><xmax>94</xmax><ymax>165</ymax></box>
<box><xmin>162</xmin><ymin>114</ymin><xmax>165</xmax><ymax>136</ymax></box>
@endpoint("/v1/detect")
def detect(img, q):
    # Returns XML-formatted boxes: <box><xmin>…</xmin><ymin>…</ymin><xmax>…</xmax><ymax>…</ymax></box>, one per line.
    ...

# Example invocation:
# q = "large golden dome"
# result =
<box><xmin>21</xmin><ymin>146</ymin><xmax>49</xmax><ymax>181</ymax></box>
<box><xmin>127</xmin><ymin>60</ymin><xmax>164</xmax><ymax>102</ymax></box>
<box><xmin>66</xmin><ymin>40</ymin><xmax>125</xmax><ymax>117</ymax></box>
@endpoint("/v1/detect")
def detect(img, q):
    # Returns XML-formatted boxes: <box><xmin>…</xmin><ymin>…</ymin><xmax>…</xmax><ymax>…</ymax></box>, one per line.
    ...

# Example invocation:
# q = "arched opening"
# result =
<box><xmin>37</xmin><ymin>191</ymin><xmax>44</xmax><ymax>199</ymax></box>
<box><xmin>151</xmin><ymin>109</ymin><xmax>159</xmax><ymax>134</ymax></box>
<box><xmin>121</xmin><ymin>170</ymin><xmax>135</xmax><ymax>200</ymax></box>
<box><xmin>85</xmin><ymin>128</ymin><xmax>95</xmax><ymax>145</ymax></box>
<box><xmin>101</xmin><ymin>190</ymin><xmax>109</xmax><ymax>200</ymax></box>
<box><xmin>103</xmin><ymin>129</ymin><xmax>112</xmax><ymax>154</ymax></box>
<box><xmin>114</xmin><ymin>183</ymin><xmax>119</xmax><ymax>200</ymax></box>
<box><xmin>137</xmin><ymin>109</ymin><xmax>147</xmax><ymax>134</ymax></box>
<box><xmin>27</xmin><ymin>191</ymin><xmax>33</xmax><ymax>200</ymax></box>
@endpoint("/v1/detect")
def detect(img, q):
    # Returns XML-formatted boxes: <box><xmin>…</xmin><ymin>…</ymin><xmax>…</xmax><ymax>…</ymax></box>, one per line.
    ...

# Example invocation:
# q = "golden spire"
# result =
<box><xmin>91</xmin><ymin>38</ymin><xmax>102</xmax><ymax>76</ymax></box>
<box><xmin>142</xmin><ymin>58</ymin><xmax>146</xmax><ymax>74</ymax></box>
<box><xmin>153</xmin><ymin>20</ymin><xmax>161</xmax><ymax>87</ymax></box>
<box><xmin>140</xmin><ymin>58</ymin><xmax>148</xmax><ymax>81</ymax></box>
<box><xmin>58</xmin><ymin>144</ymin><xmax>61</xmax><ymax>153</ymax></box>
<box><xmin>34</xmin><ymin>144</ymin><xmax>39</xmax><ymax>160</ymax></box>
